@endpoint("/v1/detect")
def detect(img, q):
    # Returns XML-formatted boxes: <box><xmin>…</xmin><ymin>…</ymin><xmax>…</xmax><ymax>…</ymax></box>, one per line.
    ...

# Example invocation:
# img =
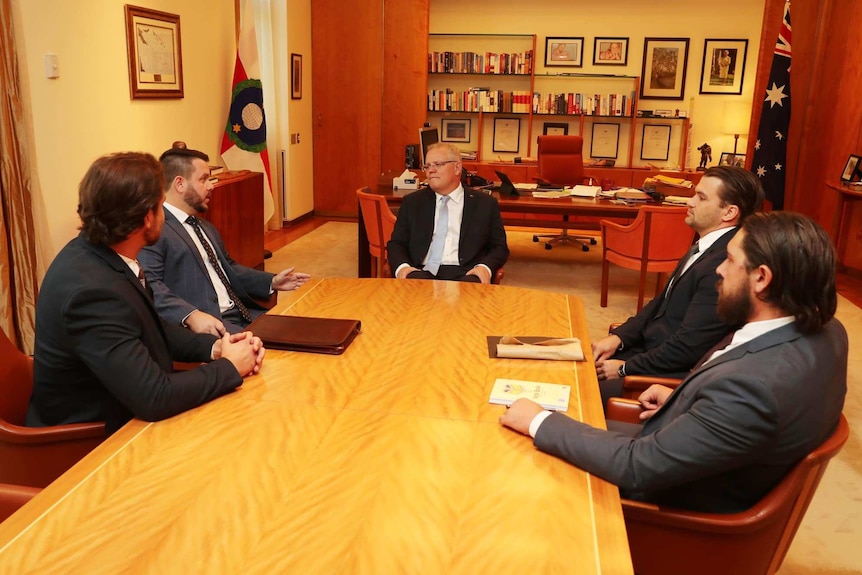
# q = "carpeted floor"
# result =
<box><xmin>267</xmin><ymin>221</ymin><xmax>862</xmax><ymax>575</ymax></box>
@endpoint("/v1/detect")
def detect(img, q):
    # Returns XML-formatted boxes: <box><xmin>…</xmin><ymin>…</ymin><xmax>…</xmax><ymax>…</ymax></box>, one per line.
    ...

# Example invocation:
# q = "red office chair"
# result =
<box><xmin>357</xmin><ymin>187</ymin><xmax>397</xmax><ymax>278</ymax></box>
<box><xmin>531</xmin><ymin>135</ymin><xmax>597</xmax><ymax>251</ymax></box>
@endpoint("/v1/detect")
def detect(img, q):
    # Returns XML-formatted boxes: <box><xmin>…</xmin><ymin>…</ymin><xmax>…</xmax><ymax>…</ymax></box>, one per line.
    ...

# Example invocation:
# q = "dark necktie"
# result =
<box><xmin>655</xmin><ymin>242</ymin><xmax>700</xmax><ymax>316</ymax></box>
<box><xmin>186</xmin><ymin>215</ymin><xmax>252</xmax><ymax>323</ymax></box>
<box><xmin>135</xmin><ymin>262</ymin><xmax>147</xmax><ymax>288</ymax></box>
<box><xmin>693</xmin><ymin>331</ymin><xmax>736</xmax><ymax>369</ymax></box>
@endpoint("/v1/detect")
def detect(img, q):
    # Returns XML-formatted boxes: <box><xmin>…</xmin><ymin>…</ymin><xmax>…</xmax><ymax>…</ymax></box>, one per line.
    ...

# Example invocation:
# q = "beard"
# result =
<box><xmin>183</xmin><ymin>188</ymin><xmax>209</xmax><ymax>213</ymax></box>
<box><xmin>716</xmin><ymin>279</ymin><xmax>751</xmax><ymax>327</ymax></box>
<box><xmin>143</xmin><ymin>224</ymin><xmax>161</xmax><ymax>246</ymax></box>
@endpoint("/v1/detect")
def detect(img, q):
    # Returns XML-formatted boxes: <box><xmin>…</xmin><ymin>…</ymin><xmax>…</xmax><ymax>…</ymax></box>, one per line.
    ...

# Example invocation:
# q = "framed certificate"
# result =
<box><xmin>590</xmin><ymin>123</ymin><xmax>620</xmax><ymax>159</ymax></box>
<box><xmin>493</xmin><ymin>118</ymin><xmax>521</xmax><ymax>153</ymax></box>
<box><xmin>640</xmin><ymin>124</ymin><xmax>671</xmax><ymax>161</ymax></box>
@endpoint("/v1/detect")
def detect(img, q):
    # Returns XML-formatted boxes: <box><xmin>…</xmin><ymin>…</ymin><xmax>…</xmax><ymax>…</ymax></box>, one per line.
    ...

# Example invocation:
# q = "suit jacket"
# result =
<box><xmin>535</xmin><ymin>319</ymin><xmax>847</xmax><ymax>512</ymax></box>
<box><xmin>611</xmin><ymin>227</ymin><xmax>737</xmax><ymax>375</ymax></box>
<box><xmin>139</xmin><ymin>207</ymin><xmax>274</xmax><ymax>326</ymax></box>
<box><xmin>27</xmin><ymin>235</ymin><xmax>243</xmax><ymax>434</ymax></box>
<box><xmin>386</xmin><ymin>187</ymin><xmax>509</xmax><ymax>275</ymax></box>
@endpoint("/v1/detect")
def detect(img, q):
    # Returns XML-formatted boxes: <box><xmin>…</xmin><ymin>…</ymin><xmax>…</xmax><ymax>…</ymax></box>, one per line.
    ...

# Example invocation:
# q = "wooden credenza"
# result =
<box><xmin>202</xmin><ymin>170</ymin><xmax>265</xmax><ymax>270</ymax></box>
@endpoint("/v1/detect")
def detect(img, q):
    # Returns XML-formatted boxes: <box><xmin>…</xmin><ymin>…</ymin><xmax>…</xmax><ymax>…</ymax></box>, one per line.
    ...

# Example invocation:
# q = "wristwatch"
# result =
<box><xmin>617</xmin><ymin>364</ymin><xmax>626</xmax><ymax>378</ymax></box>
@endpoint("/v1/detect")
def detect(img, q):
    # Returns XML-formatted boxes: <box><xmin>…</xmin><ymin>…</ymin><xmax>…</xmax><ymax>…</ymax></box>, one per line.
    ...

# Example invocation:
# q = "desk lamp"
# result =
<box><xmin>722</xmin><ymin>103</ymin><xmax>749</xmax><ymax>163</ymax></box>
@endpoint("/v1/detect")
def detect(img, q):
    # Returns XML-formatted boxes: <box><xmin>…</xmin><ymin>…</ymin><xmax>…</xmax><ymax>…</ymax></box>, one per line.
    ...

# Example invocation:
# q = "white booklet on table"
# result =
<box><xmin>489</xmin><ymin>378</ymin><xmax>571</xmax><ymax>411</ymax></box>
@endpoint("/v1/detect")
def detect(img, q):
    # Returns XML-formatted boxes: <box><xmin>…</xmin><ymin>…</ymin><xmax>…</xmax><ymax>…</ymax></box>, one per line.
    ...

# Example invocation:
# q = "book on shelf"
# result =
<box><xmin>488</xmin><ymin>378</ymin><xmax>571</xmax><ymax>411</ymax></box>
<box><xmin>209</xmin><ymin>165</ymin><xmax>224</xmax><ymax>175</ymax></box>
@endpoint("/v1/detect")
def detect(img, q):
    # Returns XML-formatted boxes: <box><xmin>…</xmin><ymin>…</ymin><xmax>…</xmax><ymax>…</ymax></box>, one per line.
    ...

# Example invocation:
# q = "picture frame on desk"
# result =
<box><xmin>542</xmin><ymin>122</ymin><xmax>568</xmax><ymax>136</ymax></box>
<box><xmin>441</xmin><ymin>118</ymin><xmax>471</xmax><ymax>143</ymax></box>
<box><xmin>493</xmin><ymin>118</ymin><xmax>521</xmax><ymax>153</ymax></box>
<box><xmin>593</xmin><ymin>37</ymin><xmax>628</xmax><ymax>66</ymax></box>
<box><xmin>719</xmin><ymin>152</ymin><xmax>746</xmax><ymax>168</ymax></box>
<box><xmin>640</xmin><ymin>124</ymin><xmax>671</xmax><ymax>161</ymax></box>
<box><xmin>640</xmin><ymin>38</ymin><xmax>689</xmax><ymax>100</ymax></box>
<box><xmin>124</xmin><ymin>5</ymin><xmax>183</xmax><ymax>99</ymax></box>
<box><xmin>590</xmin><ymin>123</ymin><xmax>620</xmax><ymax>159</ymax></box>
<box><xmin>699</xmin><ymin>39</ymin><xmax>748</xmax><ymax>95</ymax></box>
<box><xmin>545</xmin><ymin>37</ymin><xmax>583</xmax><ymax>68</ymax></box>
<box><xmin>841</xmin><ymin>154</ymin><xmax>862</xmax><ymax>183</ymax></box>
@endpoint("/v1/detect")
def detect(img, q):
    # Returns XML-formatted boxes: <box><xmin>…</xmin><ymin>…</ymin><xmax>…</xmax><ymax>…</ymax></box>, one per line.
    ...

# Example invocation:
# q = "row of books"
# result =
<box><xmin>428</xmin><ymin>89</ymin><xmax>532</xmax><ymax>113</ymax></box>
<box><xmin>428</xmin><ymin>51</ymin><xmax>533</xmax><ymax>75</ymax></box>
<box><xmin>534</xmin><ymin>92</ymin><xmax>637</xmax><ymax>117</ymax></box>
<box><xmin>427</xmin><ymin>89</ymin><xmax>637</xmax><ymax>116</ymax></box>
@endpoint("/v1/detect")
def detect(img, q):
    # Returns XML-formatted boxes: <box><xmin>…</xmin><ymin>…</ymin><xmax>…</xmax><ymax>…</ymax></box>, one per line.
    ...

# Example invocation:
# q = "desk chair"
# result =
<box><xmin>357</xmin><ymin>187</ymin><xmax>397</xmax><ymax>277</ymax></box>
<box><xmin>531</xmin><ymin>135</ymin><xmax>597</xmax><ymax>251</ymax></box>
<box><xmin>600</xmin><ymin>205</ymin><xmax>694</xmax><ymax>312</ymax></box>
<box><xmin>606</xmin><ymin>392</ymin><xmax>850</xmax><ymax>575</ymax></box>
<box><xmin>0</xmin><ymin>328</ymin><xmax>107</xmax><ymax>487</ymax></box>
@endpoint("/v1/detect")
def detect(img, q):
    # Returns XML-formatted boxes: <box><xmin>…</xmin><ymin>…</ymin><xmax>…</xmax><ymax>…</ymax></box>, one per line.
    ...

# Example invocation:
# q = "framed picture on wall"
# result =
<box><xmin>493</xmin><ymin>118</ymin><xmax>521</xmax><ymax>153</ymax></box>
<box><xmin>640</xmin><ymin>37</ymin><xmax>689</xmax><ymax>100</ymax></box>
<box><xmin>719</xmin><ymin>152</ymin><xmax>747</xmax><ymax>168</ymax></box>
<box><xmin>593</xmin><ymin>37</ymin><xmax>628</xmax><ymax>66</ymax></box>
<box><xmin>291</xmin><ymin>53</ymin><xmax>302</xmax><ymax>99</ymax></box>
<box><xmin>590</xmin><ymin>123</ymin><xmax>620</xmax><ymax>159</ymax></box>
<box><xmin>640</xmin><ymin>124</ymin><xmax>671</xmax><ymax>161</ymax></box>
<box><xmin>441</xmin><ymin>118</ymin><xmax>471</xmax><ymax>143</ymax></box>
<box><xmin>545</xmin><ymin>37</ymin><xmax>584</xmax><ymax>68</ymax></box>
<box><xmin>124</xmin><ymin>5</ymin><xmax>183</xmax><ymax>99</ymax></box>
<box><xmin>542</xmin><ymin>122</ymin><xmax>569</xmax><ymax>136</ymax></box>
<box><xmin>699</xmin><ymin>39</ymin><xmax>749</xmax><ymax>95</ymax></box>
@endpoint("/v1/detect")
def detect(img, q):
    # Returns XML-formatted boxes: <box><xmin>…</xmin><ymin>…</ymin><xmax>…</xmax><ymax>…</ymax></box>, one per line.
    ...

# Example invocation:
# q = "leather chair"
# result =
<box><xmin>0</xmin><ymin>328</ymin><xmax>107</xmax><ymax>488</ymax></box>
<box><xmin>605</xmin><ymin>393</ymin><xmax>850</xmax><ymax>575</ymax></box>
<box><xmin>0</xmin><ymin>482</ymin><xmax>40</xmax><ymax>523</ymax></box>
<box><xmin>531</xmin><ymin>135</ymin><xmax>597</xmax><ymax>251</ymax></box>
<box><xmin>600</xmin><ymin>205</ymin><xmax>695</xmax><ymax>312</ymax></box>
<box><xmin>357</xmin><ymin>187</ymin><xmax>397</xmax><ymax>277</ymax></box>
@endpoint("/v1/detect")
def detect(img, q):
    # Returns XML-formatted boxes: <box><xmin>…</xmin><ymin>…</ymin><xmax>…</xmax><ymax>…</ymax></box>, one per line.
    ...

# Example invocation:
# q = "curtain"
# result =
<box><xmin>0</xmin><ymin>0</ymin><xmax>40</xmax><ymax>353</ymax></box>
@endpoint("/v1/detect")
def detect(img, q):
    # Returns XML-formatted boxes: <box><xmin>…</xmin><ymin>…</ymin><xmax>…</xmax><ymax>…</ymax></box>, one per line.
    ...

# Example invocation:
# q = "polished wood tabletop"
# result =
<box><xmin>0</xmin><ymin>278</ymin><xmax>632</xmax><ymax>574</ymax></box>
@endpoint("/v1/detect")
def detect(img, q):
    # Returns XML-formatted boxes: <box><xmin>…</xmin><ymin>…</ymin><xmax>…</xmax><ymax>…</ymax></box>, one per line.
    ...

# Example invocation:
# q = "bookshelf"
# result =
<box><xmin>427</xmin><ymin>34</ymin><xmax>691</xmax><ymax>169</ymax></box>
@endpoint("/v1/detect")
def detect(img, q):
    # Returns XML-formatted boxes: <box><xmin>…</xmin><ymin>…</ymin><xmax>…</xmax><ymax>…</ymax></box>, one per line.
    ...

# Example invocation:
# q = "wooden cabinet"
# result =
<box><xmin>202</xmin><ymin>171</ymin><xmax>264</xmax><ymax>270</ymax></box>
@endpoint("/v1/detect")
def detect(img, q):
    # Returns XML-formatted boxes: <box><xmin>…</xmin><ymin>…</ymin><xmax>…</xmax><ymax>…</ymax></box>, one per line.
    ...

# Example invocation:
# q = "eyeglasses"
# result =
<box><xmin>422</xmin><ymin>160</ymin><xmax>457</xmax><ymax>171</ymax></box>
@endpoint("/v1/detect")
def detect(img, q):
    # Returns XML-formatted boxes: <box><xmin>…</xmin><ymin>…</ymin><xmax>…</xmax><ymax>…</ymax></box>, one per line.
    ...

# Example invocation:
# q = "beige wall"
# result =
<box><xmin>12</xmin><ymin>0</ymin><xmax>236</xmax><ymax>270</ymax></box>
<box><xmin>430</xmin><ymin>0</ymin><xmax>765</xmax><ymax>168</ymax></box>
<box><xmin>286</xmin><ymin>0</ymin><xmax>314</xmax><ymax>220</ymax></box>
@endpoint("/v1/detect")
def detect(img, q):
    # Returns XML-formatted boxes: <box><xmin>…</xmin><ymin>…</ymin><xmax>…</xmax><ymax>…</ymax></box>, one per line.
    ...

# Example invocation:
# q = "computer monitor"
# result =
<box><xmin>418</xmin><ymin>126</ymin><xmax>439</xmax><ymax>168</ymax></box>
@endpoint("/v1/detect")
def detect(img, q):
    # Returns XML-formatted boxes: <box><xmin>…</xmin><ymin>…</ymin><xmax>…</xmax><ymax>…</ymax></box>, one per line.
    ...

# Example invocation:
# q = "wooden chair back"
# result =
<box><xmin>600</xmin><ymin>206</ymin><xmax>695</xmax><ymax>311</ymax></box>
<box><xmin>357</xmin><ymin>187</ymin><xmax>394</xmax><ymax>277</ymax></box>
<box><xmin>0</xmin><ymin>328</ymin><xmax>107</xmax><ymax>487</ymax></box>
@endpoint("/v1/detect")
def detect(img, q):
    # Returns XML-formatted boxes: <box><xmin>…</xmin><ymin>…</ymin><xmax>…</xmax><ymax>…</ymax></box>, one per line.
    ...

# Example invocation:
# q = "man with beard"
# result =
<box><xmin>139</xmin><ymin>143</ymin><xmax>309</xmax><ymax>335</ymax></box>
<box><xmin>501</xmin><ymin>212</ymin><xmax>847</xmax><ymax>513</ymax></box>
<box><xmin>28</xmin><ymin>152</ymin><xmax>266</xmax><ymax>434</ymax></box>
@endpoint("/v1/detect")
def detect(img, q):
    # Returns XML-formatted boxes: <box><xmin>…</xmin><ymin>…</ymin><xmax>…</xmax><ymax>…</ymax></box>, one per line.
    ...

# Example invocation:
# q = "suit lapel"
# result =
<box><xmin>164</xmin><ymin>208</ymin><xmax>210</xmax><ymax>277</ymax></box>
<box><xmin>459</xmin><ymin>188</ymin><xmax>477</xmax><ymax>255</ymax></box>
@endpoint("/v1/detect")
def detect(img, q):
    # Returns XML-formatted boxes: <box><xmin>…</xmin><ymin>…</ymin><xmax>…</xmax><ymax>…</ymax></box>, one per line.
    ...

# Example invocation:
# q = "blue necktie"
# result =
<box><xmin>425</xmin><ymin>196</ymin><xmax>450</xmax><ymax>276</ymax></box>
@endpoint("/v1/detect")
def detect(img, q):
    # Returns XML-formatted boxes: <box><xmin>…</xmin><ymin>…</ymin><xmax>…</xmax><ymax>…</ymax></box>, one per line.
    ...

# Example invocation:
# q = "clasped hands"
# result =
<box><xmin>592</xmin><ymin>334</ymin><xmax>624</xmax><ymax>381</ymax></box>
<box><xmin>396</xmin><ymin>264</ymin><xmax>491</xmax><ymax>283</ymax></box>
<box><xmin>213</xmin><ymin>331</ymin><xmax>265</xmax><ymax>377</ymax></box>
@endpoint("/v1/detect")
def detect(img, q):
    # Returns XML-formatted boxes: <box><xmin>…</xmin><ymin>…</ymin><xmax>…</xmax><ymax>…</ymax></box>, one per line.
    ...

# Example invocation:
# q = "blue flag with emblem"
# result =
<box><xmin>752</xmin><ymin>0</ymin><xmax>791</xmax><ymax>210</ymax></box>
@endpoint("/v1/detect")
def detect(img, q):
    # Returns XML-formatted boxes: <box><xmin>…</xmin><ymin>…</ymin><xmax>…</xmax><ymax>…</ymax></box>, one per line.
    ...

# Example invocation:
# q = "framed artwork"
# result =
<box><xmin>640</xmin><ymin>37</ymin><xmax>690</xmax><ymax>100</ymax></box>
<box><xmin>719</xmin><ymin>152</ymin><xmax>747</xmax><ymax>168</ymax></box>
<box><xmin>542</xmin><ymin>122</ymin><xmax>569</xmax><ymax>136</ymax></box>
<box><xmin>841</xmin><ymin>154</ymin><xmax>862</xmax><ymax>182</ymax></box>
<box><xmin>441</xmin><ymin>118</ymin><xmax>471</xmax><ymax>143</ymax></box>
<box><xmin>545</xmin><ymin>37</ymin><xmax>584</xmax><ymax>68</ymax></box>
<box><xmin>640</xmin><ymin>124</ymin><xmax>672</xmax><ymax>161</ymax></box>
<box><xmin>291</xmin><ymin>53</ymin><xmax>302</xmax><ymax>99</ymax></box>
<box><xmin>493</xmin><ymin>118</ymin><xmax>521</xmax><ymax>153</ymax></box>
<box><xmin>593</xmin><ymin>37</ymin><xmax>628</xmax><ymax>66</ymax></box>
<box><xmin>699</xmin><ymin>39</ymin><xmax>749</xmax><ymax>95</ymax></box>
<box><xmin>590</xmin><ymin>123</ymin><xmax>620</xmax><ymax>159</ymax></box>
<box><xmin>124</xmin><ymin>5</ymin><xmax>183</xmax><ymax>99</ymax></box>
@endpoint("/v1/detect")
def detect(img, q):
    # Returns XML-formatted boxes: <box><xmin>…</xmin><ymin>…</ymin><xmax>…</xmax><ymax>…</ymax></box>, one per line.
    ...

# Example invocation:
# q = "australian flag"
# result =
<box><xmin>752</xmin><ymin>1</ymin><xmax>791</xmax><ymax>209</ymax></box>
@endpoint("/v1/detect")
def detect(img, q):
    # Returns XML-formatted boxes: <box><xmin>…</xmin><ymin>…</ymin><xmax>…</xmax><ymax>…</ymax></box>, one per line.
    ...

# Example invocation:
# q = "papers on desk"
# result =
<box><xmin>489</xmin><ymin>378</ymin><xmax>571</xmax><ymax>411</ymax></box>
<box><xmin>663</xmin><ymin>195</ymin><xmax>691</xmax><ymax>205</ymax></box>
<box><xmin>531</xmin><ymin>185</ymin><xmax>601</xmax><ymax>199</ymax></box>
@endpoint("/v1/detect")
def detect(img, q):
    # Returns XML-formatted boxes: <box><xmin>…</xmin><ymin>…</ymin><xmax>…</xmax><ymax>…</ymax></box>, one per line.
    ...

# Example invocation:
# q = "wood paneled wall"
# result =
<box><xmin>311</xmin><ymin>0</ymin><xmax>428</xmax><ymax>217</ymax></box>
<box><xmin>751</xmin><ymin>0</ymin><xmax>862</xmax><ymax>232</ymax></box>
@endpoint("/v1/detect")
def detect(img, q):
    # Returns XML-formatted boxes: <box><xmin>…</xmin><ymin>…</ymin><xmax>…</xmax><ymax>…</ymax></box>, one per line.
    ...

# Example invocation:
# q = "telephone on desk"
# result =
<box><xmin>466</xmin><ymin>173</ymin><xmax>491</xmax><ymax>188</ymax></box>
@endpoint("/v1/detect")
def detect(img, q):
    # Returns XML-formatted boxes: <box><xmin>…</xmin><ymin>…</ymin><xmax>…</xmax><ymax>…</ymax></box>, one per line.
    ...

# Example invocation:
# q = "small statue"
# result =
<box><xmin>697</xmin><ymin>143</ymin><xmax>712</xmax><ymax>171</ymax></box>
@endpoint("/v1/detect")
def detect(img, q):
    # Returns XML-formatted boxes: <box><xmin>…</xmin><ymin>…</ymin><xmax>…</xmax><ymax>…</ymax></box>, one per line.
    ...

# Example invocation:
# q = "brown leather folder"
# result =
<box><xmin>246</xmin><ymin>315</ymin><xmax>361</xmax><ymax>355</ymax></box>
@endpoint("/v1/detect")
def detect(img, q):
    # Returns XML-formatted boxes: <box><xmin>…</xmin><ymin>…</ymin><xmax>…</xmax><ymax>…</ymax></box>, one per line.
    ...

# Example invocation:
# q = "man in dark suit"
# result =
<box><xmin>501</xmin><ymin>212</ymin><xmax>847</xmax><ymax>513</ymax></box>
<box><xmin>593</xmin><ymin>166</ymin><xmax>764</xmax><ymax>401</ymax></box>
<box><xmin>138</xmin><ymin>143</ymin><xmax>309</xmax><ymax>336</ymax></box>
<box><xmin>28</xmin><ymin>152</ymin><xmax>266</xmax><ymax>434</ymax></box>
<box><xmin>387</xmin><ymin>142</ymin><xmax>508</xmax><ymax>283</ymax></box>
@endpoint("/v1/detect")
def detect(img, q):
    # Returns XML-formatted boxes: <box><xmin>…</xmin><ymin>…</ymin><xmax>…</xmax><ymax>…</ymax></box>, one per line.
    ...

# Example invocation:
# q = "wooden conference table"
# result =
<box><xmin>0</xmin><ymin>278</ymin><xmax>632</xmax><ymax>574</ymax></box>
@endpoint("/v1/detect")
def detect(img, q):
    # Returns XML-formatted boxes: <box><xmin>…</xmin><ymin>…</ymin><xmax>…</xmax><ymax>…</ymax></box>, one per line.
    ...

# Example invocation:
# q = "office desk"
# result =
<box><xmin>359</xmin><ymin>180</ymin><xmax>654</xmax><ymax>277</ymax></box>
<box><xmin>0</xmin><ymin>279</ymin><xmax>632</xmax><ymax>574</ymax></box>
